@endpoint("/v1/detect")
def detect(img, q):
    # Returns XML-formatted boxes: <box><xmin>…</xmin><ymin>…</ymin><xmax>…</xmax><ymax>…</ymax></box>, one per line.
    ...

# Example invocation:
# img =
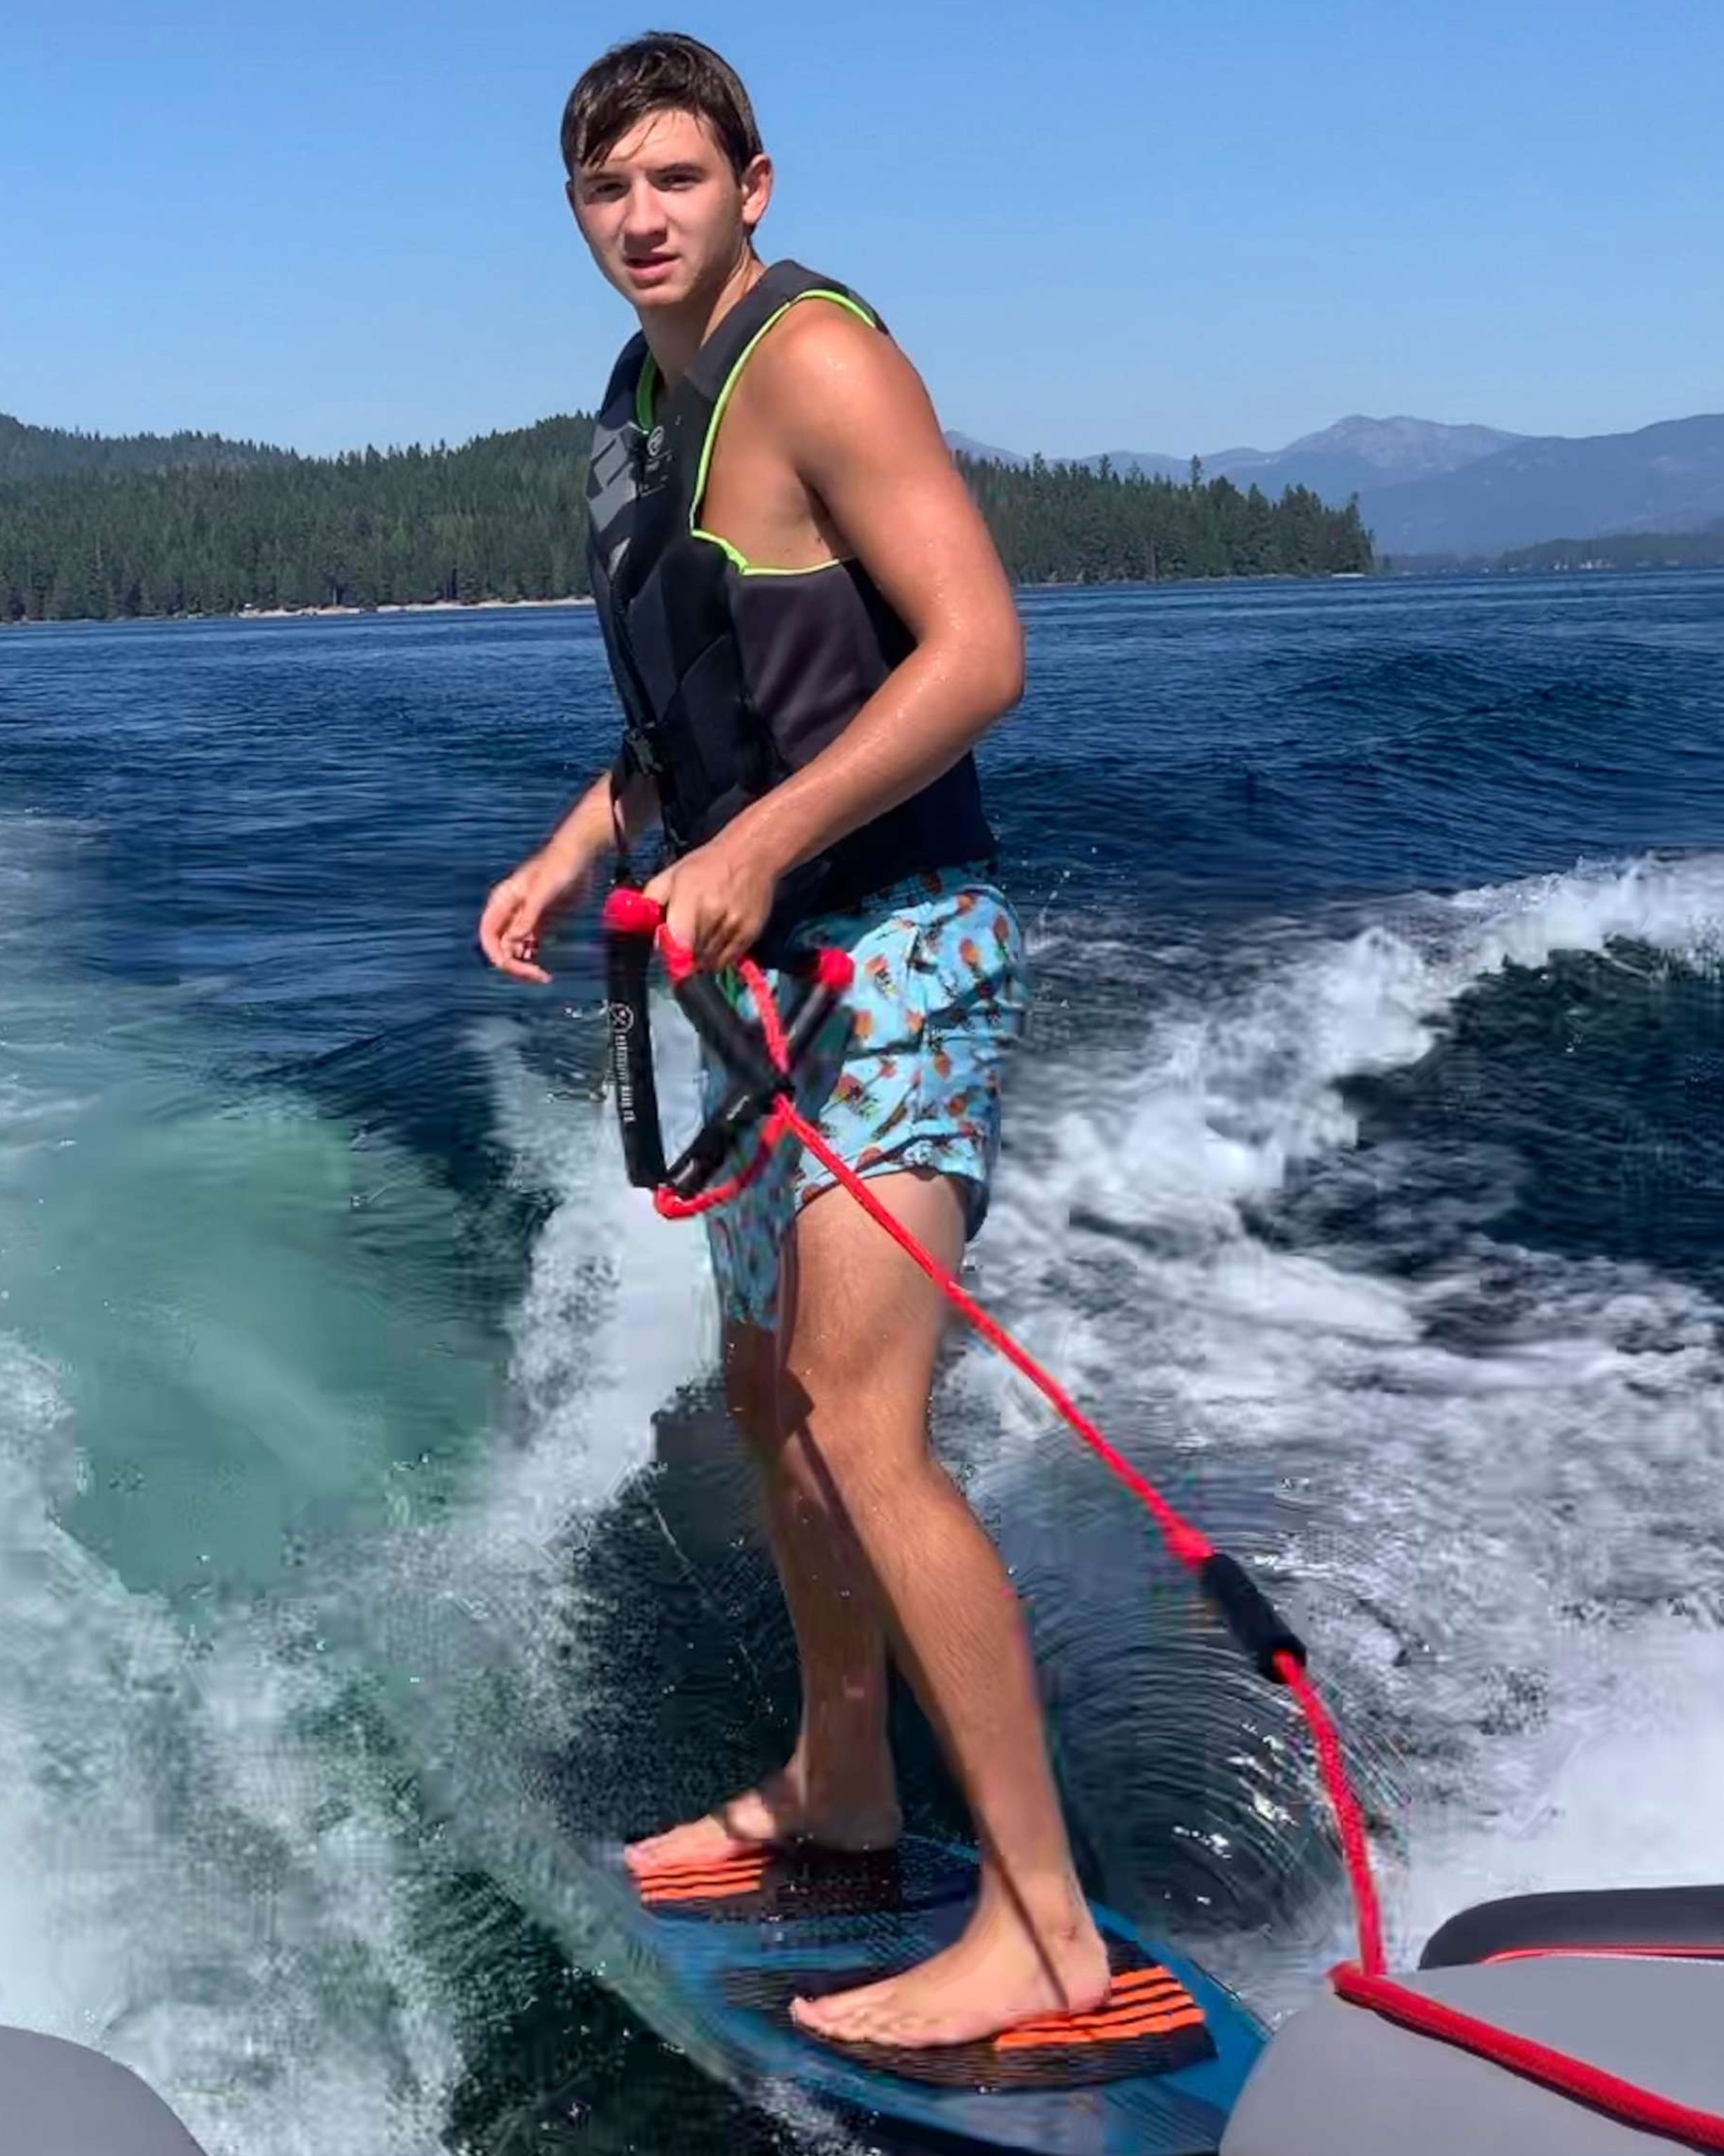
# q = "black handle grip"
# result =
<box><xmin>672</xmin><ymin>973</ymin><xmax>781</xmax><ymax>1094</ymax></box>
<box><xmin>606</xmin><ymin>926</ymin><xmax>667</xmax><ymax>1189</ymax></box>
<box><xmin>661</xmin><ymin>969</ymin><xmax>848</xmax><ymax>1200</ymax></box>
<box><xmin>662</xmin><ymin>1091</ymin><xmax>773</xmax><ymax>1200</ymax></box>
<box><xmin>601</xmin><ymin>883</ymin><xmax>855</xmax><ymax>1206</ymax></box>
<box><xmin>1199</xmin><ymin>1552</ymin><xmax>1307</xmax><ymax>1683</ymax></box>
<box><xmin>780</xmin><ymin>969</ymin><xmax>847</xmax><ymax>1067</ymax></box>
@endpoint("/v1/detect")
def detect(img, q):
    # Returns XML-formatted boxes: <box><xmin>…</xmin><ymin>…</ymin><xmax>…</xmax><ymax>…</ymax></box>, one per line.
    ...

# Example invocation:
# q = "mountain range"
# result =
<box><xmin>945</xmin><ymin>413</ymin><xmax>1724</xmax><ymax>557</ymax></box>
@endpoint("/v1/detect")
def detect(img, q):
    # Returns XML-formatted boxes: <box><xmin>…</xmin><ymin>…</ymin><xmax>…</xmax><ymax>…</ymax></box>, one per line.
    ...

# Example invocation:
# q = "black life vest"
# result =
<box><xmin>585</xmin><ymin>260</ymin><xmax>996</xmax><ymax>940</ymax></box>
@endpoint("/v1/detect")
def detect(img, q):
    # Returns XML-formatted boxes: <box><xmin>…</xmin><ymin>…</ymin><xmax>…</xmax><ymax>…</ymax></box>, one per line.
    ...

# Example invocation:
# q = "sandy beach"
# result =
<box><xmin>237</xmin><ymin>595</ymin><xmax>596</xmax><ymax>620</ymax></box>
<box><xmin>3</xmin><ymin>594</ymin><xmax>598</xmax><ymax>627</ymax></box>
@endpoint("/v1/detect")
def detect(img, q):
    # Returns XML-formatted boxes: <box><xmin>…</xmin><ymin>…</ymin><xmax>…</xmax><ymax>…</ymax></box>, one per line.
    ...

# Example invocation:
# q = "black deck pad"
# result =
<box><xmin>723</xmin><ymin>1934</ymin><xmax>1217</xmax><ymax>2091</ymax></box>
<box><xmin>633</xmin><ymin>1838</ymin><xmax>976</xmax><ymax>1924</ymax></box>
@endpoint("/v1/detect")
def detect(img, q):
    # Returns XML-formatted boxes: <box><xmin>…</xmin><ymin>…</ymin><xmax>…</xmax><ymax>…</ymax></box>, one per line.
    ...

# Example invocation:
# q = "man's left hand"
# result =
<box><xmin>643</xmin><ymin>834</ymin><xmax>780</xmax><ymax>973</ymax></box>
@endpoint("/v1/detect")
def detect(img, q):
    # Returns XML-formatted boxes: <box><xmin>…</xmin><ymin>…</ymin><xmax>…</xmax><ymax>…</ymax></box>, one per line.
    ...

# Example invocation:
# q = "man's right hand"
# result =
<box><xmin>477</xmin><ymin>847</ymin><xmax>594</xmax><ymax>983</ymax></box>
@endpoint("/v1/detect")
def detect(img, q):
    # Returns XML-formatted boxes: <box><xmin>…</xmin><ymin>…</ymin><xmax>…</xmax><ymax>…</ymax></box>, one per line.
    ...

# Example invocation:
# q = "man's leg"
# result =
<box><xmin>778</xmin><ymin>1169</ymin><xmax>1108</xmax><ymax>2048</ymax></box>
<box><xmin>624</xmin><ymin>1298</ymin><xmax>901</xmax><ymax>1872</ymax></box>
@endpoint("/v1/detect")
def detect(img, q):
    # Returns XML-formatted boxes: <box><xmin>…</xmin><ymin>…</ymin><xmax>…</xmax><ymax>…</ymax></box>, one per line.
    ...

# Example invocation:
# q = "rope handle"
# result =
<box><xmin>600</xmin><ymin>888</ymin><xmax>853</xmax><ymax>1211</ymax></box>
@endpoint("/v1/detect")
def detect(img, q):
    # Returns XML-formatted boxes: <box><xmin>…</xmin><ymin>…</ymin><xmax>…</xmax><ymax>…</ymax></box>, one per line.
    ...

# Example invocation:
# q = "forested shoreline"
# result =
<box><xmin>1384</xmin><ymin>528</ymin><xmax>1724</xmax><ymax>576</ymax></box>
<box><xmin>0</xmin><ymin>414</ymin><xmax>1375</xmax><ymax>623</ymax></box>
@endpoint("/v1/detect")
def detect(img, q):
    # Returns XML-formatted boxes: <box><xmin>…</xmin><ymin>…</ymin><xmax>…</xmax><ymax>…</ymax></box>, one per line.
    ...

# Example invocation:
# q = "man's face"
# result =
<box><xmin>568</xmin><ymin>107</ymin><xmax>770</xmax><ymax>311</ymax></box>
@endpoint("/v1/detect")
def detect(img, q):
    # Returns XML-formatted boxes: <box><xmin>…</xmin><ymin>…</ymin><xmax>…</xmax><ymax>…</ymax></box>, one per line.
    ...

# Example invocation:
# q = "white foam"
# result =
<box><xmin>359</xmin><ymin>1009</ymin><xmax>722</xmax><ymax>1774</ymax></box>
<box><xmin>0</xmin><ymin>891</ymin><xmax>716</xmax><ymax>2143</ymax></box>
<box><xmin>985</xmin><ymin>851</ymin><xmax>1724</xmax><ymax>1321</ymax></box>
<box><xmin>0</xmin><ymin>815</ymin><xmax>462</xmax><ymax>2150</ymax></box>
<box><xmin>0</xmin><ymin>1333</ymin><xmax>460</xmax><ymax>2154</ymax></box>
<box><xmin>1402</xmin><ymin>1621</ymin><xmax>1724</xmax><ymax>1948</ymax></box>
<box><xmin>478</xmin><ymin>1004</ymin><xmax>713</xmax><ymax>1534</ymax></box>
<box><xmin>1030</xmin><ymin>853</ymin><xmax>1724</xmax><ymax>1249</ymax></box>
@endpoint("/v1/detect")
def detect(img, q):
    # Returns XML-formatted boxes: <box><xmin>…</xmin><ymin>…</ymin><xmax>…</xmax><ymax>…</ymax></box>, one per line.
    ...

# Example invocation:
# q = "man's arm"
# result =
<box><xmin>544</xmin><ymin>763</ymin><xmax>660</xmax><ymax>870</ymax></box>
<box><xmin>478</xmin><ymin>766</ymin><xmax>658</xmax><ymax>982</ymax></box>
<box><xmin>646</xmin><ymin>307</ymin><xmax>1022</xmax><ymax>967</ymax></box>
<box><xmin>733</xmin><ymin>304</ymin><xmax>1024</xmax><ymax>868</ymax></box>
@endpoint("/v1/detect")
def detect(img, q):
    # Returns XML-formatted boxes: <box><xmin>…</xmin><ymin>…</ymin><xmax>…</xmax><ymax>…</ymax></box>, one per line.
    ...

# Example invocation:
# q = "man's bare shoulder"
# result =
<box><xmin>746</xmin><ymin>298</ymin><xmax>936</xmax><ymax>454</ymax></box>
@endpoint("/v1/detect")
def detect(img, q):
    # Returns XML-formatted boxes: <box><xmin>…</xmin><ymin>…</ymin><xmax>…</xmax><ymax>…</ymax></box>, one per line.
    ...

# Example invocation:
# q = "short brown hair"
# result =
<box><xmin>561</xmin><ymin>32</ymin><xmax>763</xmax><ymax>181</ymax></box>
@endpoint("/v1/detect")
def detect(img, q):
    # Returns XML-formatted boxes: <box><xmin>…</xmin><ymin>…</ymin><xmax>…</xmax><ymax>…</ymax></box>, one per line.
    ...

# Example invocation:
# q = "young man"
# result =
<box><xmin>478</xmin><ymin>33</ymin><xmax>1108</xmax><ymax>2050</ymax></box>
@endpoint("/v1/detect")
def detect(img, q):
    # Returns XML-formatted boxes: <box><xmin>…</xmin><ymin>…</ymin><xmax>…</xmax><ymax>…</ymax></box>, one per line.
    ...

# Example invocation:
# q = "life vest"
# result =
<box><xmin>585</xmin><ymin>259</ymin><xmax>996</xmax><ymax>940</ymax></box>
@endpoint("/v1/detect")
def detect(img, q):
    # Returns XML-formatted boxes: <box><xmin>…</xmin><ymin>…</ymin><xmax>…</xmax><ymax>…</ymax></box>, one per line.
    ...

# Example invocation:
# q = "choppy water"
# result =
<box><xmin>1</xmin><ymin>572</ymin><xmax>1720</xmax><ymax>2152</ymax></box>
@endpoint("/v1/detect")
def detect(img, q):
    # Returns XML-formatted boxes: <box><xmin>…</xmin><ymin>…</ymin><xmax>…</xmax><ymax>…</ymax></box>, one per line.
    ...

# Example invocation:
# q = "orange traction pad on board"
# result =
<box><xmin>632</xmin><ymin>1840</ymin><xmax>974</xmax><ymax>1924</ymax></box>
<box><xmin>722</xmin><ymin>1938</ymin><xmax>1217</xmax><ymax>2090</ymax></box>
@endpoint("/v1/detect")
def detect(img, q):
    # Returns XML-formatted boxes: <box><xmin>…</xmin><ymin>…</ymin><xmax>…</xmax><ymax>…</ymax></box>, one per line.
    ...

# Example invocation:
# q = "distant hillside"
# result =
<box><xmin>942</xmin><ymin>430</ymin><xmax>1026</xmax><ymax>467</ymax></box>
<box><xmin>0</xmin><ymin>412</ymin><xmax>288</xmax><ymax>484</ymax></box>
<box><xmin>1496</xmin><ymin>524</ymin><xmax>1724</xmax><ymax>571</ymax></box>
<box><xmin>1396</xmin><ymin>522</ymin><xmax>1724</xmax><ymax>575</ymax></box>
<box><xmin>956</xmin><ymin>453</ymin><xmax>1372</xmax><ymax>585</ymax></box>
<box><xmin>948</xmin><ymin>416</ymin><xmax>1519</xmax><ymax>493</ymax></box>
<box><xmin>1361</xmin><ymin>414</ymin><xmax>1724</xmax><ymax>554</ymax></box>
<box><xmin>944</xmin><ymin>432</ymin><xmax>1188</xmax><ymax>481</ymax></box>
<box><xmin>948</xmin><ymin>409</ymin><xmax>1724</xmax><ymax>556</ymax></box>
<box><xmin>1209</xmin><ymin>415</ymin><xmax>1524</xmax><ymax>500</ymax></box>
<box><xmin>1079</xmin><ymin>419</ymin><xmax>1523</xmax><ymax>498</ymax></box>
<box><xmin>1</xmin><ymin>417</ymin><xmax>596</xmax><ymax>620</ymax></box>
<box><xmin>1081</xmin><ymin>448</ymin><xmax>1189</xmax><ymax>481</ymax></box>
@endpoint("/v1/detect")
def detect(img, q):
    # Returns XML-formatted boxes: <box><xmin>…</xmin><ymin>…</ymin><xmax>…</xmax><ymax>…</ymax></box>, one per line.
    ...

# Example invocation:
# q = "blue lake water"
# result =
<box><xmin>1</xmin><ymin>571</ymin><xmax>1721</xmax><ymax>2151</ymax></box>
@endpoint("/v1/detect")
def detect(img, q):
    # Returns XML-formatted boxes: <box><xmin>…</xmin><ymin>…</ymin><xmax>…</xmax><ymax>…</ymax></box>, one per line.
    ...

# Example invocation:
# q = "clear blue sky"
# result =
<box><xmin>4</xmin><ymin>0</ymin><xmax>1720</xmax><ymax>458</ymax></box>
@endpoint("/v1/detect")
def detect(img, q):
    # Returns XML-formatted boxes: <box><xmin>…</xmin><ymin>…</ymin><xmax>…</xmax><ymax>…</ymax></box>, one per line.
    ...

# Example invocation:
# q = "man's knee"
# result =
<box><xmin>779</xmin><ymin>1340</ymin><xmax>940</xmax><ymax>1512</ymax></box>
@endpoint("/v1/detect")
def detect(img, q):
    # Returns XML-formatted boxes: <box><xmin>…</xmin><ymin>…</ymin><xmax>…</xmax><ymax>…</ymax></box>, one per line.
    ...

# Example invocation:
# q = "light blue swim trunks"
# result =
<box><xmin>702</xmin><ymin>865</ymin><xmax>1029</xmax><ymax>1331</ymax></box>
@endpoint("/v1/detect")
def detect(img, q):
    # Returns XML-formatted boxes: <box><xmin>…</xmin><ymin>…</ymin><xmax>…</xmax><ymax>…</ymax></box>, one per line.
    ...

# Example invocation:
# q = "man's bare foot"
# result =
<box><xmin>624</xmin><ymin>1762</ymin><xmax>901</xmax><ymax>1879</ymax></box>
<box><xmin>790</xmin><ymin>1891</ymin><xmax>1109</xmax><ymax>2050</ymax></box>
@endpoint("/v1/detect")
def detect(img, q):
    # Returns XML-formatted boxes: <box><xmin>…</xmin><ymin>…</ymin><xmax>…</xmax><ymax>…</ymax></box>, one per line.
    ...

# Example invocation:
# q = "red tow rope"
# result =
<box><xmin>1330</xmin><ymin>1963</ymin><xmax>1724</xmax><ymax>2150</ymax></box>
<box><xmin>615</xmin><ymin>898</ymin><xmax>1724</xmax><ymax>2150</ymax></box>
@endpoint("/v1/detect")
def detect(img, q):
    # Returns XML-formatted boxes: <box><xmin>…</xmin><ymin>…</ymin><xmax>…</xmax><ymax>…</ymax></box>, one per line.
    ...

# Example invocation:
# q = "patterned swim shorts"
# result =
<box><xmin>702</xmin><ymin>866</ymin><xmax>1029</xmax><ymax>1331</ymax></box>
